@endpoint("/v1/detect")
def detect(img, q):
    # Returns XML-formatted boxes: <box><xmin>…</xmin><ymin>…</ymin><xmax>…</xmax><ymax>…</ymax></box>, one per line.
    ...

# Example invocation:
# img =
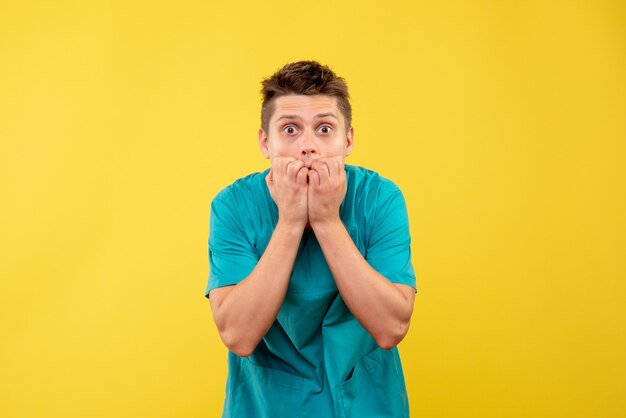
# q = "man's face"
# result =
<box><xmin>258</xmin><ymin>94</ymin><xmax>354</xmax><ymax>168</ymax></box>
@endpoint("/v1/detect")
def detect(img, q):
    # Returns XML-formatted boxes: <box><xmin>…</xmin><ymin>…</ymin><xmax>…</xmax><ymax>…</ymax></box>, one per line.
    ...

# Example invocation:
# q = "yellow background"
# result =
<box><xmin>1</xmin><ymin>0</ymin><xmax>625</xmax><ymax>417</ymax></box>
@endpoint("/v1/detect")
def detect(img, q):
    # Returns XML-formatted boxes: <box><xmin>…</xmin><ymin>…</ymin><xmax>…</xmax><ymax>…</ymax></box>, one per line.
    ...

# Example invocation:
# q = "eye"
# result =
<box><xmin>283</xmin><ymin>125</ymin><xmax>298</xmax><ymax>135</ymax></box>
<box><xmin>319</xmin><ymin>125</ymin><xmax>333</xmax><ymax>134</ymax></box>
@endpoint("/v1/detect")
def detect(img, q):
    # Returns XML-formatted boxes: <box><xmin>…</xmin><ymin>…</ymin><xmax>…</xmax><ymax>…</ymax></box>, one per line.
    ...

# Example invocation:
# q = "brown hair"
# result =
<box><xmin>260</xmin><ymin>61</ymin><xmax>352</xmax><ymax>133</ymax></box>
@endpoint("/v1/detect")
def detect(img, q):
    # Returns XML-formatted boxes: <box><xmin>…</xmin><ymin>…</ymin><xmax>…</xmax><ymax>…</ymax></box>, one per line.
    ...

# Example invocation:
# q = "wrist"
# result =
<box><xmin>275</xmin><ymin>218</ymin><xmax>307</xmax><ymax>235</ymax></box>
<box><xmin>309</xmin><ymin>215</ymin><xmax>343</xmax><ymax>233</ymax></box>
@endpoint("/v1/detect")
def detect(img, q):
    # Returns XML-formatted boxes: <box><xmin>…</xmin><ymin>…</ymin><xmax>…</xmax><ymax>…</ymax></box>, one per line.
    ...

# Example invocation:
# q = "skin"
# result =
<box><xmin>209</xmin><ymin>94</ymin><xmax>415</xmax><ymax>356</ymax></box>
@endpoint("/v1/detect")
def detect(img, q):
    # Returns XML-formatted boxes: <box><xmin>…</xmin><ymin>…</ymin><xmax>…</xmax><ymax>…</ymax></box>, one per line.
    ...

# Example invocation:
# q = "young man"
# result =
<box><xmin>205</xmin><ymin>61</ymin><xmax>417</xmax><ymax>417</ymax></box>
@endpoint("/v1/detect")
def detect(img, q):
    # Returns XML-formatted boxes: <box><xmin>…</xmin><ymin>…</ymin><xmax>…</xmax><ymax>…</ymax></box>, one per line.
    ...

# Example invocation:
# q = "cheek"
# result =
<box><xmin>268</xmin><ymin>137</ymin><xmax>285</xmax><ymax>151</ymax></box>
<box><xmin>327</xmin><ymin>139</ymin><xmax>347</xmax><ymax>154</ymax></box>
<box><xmin>270</xmin><ymin>140</ymin><xmax>299</xmax><ymax>157</ymax></box>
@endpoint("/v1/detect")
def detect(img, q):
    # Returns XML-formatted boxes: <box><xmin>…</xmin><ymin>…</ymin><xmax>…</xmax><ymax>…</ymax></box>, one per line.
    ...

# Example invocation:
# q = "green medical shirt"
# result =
<box><xmin>205</xmin><ymin>164</ymin><xmax>417</xmax><ymax>418</ymax></box>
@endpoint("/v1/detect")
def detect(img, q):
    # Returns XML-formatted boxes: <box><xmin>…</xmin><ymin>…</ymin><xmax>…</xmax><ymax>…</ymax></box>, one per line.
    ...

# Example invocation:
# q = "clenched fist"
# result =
<box><xmin>266</xmin><ymin>157</ymin><xmax>310</xmax><ymax>228</ymax></box>
<box><xmin>307</xmin><ymin>156</ymin><xmax>346</xmax><ymax>227</ymax></box>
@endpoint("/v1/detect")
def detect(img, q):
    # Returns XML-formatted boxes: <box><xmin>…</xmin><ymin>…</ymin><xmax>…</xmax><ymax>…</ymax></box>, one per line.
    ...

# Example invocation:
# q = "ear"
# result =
<box><xmin>344</xmin><ymin>127</ymin><xmax>355</xmax><ymax>157</ymax></box>
<box><xmin>258</xmin><ymin>128</ymin><xmax>270</xmax><ymax>159</ymax></box>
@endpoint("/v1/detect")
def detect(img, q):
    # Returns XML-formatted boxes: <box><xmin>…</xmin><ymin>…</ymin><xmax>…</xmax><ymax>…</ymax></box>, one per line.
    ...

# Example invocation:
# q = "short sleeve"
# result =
<box><xmin>365</xmin><ymin>185</ymin><xmax>417</xmax><ymax>292</ymax></box>
<box><xmin>205</xmin><ymin>192</ymin><xmax>259</xmax><ymax>298</ymax></box>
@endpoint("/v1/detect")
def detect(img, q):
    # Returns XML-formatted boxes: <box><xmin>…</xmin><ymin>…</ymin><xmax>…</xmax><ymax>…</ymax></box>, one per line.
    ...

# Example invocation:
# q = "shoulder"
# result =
<box><xmin>342</xmin><ymin>164</ymin><xmax>407</xmax><ymax>230</ymax></box>
<box><xmin>212</xmin><ymin>169</ymin><xmax>271</xmax><ymax>208</ymax></box>
<box><xmin>345</xmin><ymin>164</ymin><xmax>403</xmax><ymax>199</ymax></box>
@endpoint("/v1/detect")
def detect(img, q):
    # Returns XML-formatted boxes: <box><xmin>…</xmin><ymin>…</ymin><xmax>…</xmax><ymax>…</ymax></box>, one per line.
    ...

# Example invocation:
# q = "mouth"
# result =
<box><xmin>302</xmin><ymin>158</ymin><xmax>316</xmax><ymax>169</ymax></box>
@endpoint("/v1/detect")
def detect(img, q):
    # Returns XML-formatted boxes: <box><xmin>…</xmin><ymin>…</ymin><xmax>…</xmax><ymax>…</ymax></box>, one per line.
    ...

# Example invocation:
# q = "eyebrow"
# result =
<box><xmin>315</xmin><ymin>112</ymin><xmax>338</xmax><ymax>120</ymax></box>
<box><xmin>275</xmin><ymin>113</ymin><xmax>338</xmax><ymax>122</ymax></box>
<box><xmin>275</xmin><ymin>114</ymin><xmax>301</xmax><ymax>122</ymax></box>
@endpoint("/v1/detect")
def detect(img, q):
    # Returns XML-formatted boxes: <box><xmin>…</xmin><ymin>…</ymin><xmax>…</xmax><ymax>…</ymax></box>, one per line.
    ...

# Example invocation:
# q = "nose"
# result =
<box><xmin>299</xmin><ymin>129</ymin><xmax>318</xmax><ymax>158</ymax></box>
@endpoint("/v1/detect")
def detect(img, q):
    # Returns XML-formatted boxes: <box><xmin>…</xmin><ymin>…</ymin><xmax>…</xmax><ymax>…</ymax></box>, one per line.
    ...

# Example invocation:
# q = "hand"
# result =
<box><xmin>307</xmin><ymin>156</ymin><xmax>346</xmax><ymax>228</ymax></box>
<box><xmin>266</xmin><ymin>157</ymin><xmax>310</xmax><ymax>228</ymax></box>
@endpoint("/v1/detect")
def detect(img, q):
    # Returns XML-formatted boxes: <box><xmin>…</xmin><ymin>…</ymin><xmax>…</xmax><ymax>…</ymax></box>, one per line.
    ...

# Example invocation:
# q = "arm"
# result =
<box><xmin>209</xmin><ymin>158</ymin><xmax>308</xmax><ymax>357</ymax></box>
<box><xmin>210</xmin><ymin>220</ymin><xmax>304</xmax><ymax>357</ymax></box>
<box><xmin>311</xmin><ymin>221</ymin><xmax>415</xmax><ymax>349</ymax></box>
<box><xmin>309</xmin><ymin>158</ymin><xmax>416</xmax><ymax>350</ymax></box>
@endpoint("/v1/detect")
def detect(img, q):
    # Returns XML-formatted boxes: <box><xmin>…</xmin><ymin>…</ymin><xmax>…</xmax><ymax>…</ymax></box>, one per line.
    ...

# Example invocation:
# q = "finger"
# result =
<box><xmin>273</xmin><ymin>157</ymin><xmax>295</xmax><ymax>176</ymax></box>
<box><xmin>308</xmin><ymin>169</ymin><xmax>320</xmax><ymax>188</ymax></box>
<box><xmin>312</xmin><ymin>159</ymin><xmax>330</xmax><ymax>177</ymax></box>
<box><xmin>325</xmin><ymin>157</ymin><xmax>340</xmax><ymax>178</ymax></box>
<box><xmin>296</xmin><ymin>166</ymin><xmax>309</xmax><ymax>186</ymax></box>
<box><xmin>335</xmin><ymin>156</ymin><xmax>344</xmax><ymax>176</ymax></box>
<box><xmin>312</xmin><ymin>160</ymin><xmax>330</xmax><ymax>184</ymax></box>
<box><xmin>287</xmin><ymin>160</ymin><xmax>305</xmax><ymax>181</ymax></box>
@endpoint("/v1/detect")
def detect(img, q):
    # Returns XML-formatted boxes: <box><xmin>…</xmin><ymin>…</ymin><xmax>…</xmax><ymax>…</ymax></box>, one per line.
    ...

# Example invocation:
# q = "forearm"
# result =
<box><xmin>212</xmin><ymin>220</ymin><xmax>304</xmax><ymax>356</ymax></box>
<box><xmin>312</xmin><ymin>219</ymin><xmax>413</xmax><ymax>349</ymax></box>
